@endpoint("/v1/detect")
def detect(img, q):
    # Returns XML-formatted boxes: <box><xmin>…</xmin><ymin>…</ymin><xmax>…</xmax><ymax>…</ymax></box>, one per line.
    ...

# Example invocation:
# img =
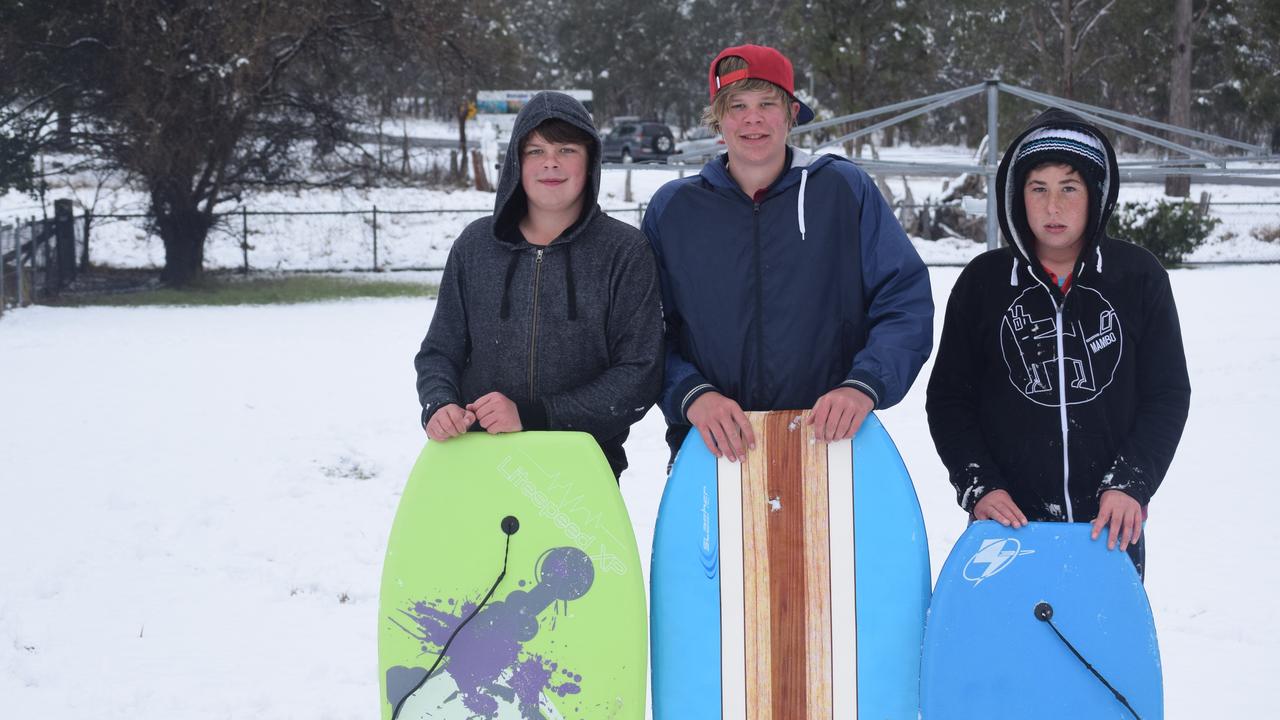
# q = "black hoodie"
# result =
<box><xmin>926</xmin><ymin>109</ymin><xmax>1191</xmax><ymax>521</ymax></box>
<box><xmin>414</xmin><ymin>91</ymin><xmax>664</xmax><ymax>477</ymax></box>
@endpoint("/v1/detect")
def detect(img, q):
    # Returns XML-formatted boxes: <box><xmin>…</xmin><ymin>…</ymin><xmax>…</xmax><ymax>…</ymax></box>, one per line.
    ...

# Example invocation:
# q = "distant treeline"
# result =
<box><xmin>458</xmin><ymin>0</ymin><xmax>1278</xmax><ymax>149</ymax></box>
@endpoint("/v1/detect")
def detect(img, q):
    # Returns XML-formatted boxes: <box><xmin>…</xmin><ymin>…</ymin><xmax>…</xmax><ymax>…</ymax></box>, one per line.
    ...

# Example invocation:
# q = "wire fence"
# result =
<box><xmin>3</xmin><ymin>193</ymin><xmax>1279</xmax><ymax>318</ymax></box>
<box><xmin>78</xmin><ymin>204</ymin><xmax>652</xmax><ymax>274</ymax></box>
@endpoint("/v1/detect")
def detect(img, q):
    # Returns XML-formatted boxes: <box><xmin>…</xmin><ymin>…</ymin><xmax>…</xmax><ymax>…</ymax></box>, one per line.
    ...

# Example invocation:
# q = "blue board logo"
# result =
<box><xmin>962</xmin><ymin>538</ymin><xmax>1036</xmax><ymax>585</ymax></box>
<box><xmin>699</xmin><ymin>484</ymin><xmax>718</xmax><ymax>578</ymax></box>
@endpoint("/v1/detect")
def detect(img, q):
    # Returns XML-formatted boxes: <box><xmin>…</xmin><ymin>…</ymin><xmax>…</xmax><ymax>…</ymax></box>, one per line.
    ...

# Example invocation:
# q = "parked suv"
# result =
<box><xmin>602</xmin><ymin>121</ymin><xmax>676</xmax><ymax>163</ymax></box>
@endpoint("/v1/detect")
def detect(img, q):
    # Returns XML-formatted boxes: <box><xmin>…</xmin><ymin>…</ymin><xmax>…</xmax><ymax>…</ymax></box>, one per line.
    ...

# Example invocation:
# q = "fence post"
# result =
<box><xmin>81</xmin><ymin>210</ymin><xmax>92</xmax><ymax>270</ymax></box>
<box><xmin>241</xmin><ymin>207</ymin><xmax>250</xmax><ymax>274</ymax></box>
<box><xmin>637</xmin><ymin>202</ymin><xmax>646</xmax><ymax>226</ymax></box>
<box><xmin>54</xmin><ymin>199</ymin><xmax>76</xmax><ymax>288</ymax></box>
<box><xmin>14</xmin><ymin>222</ymin><xmax>23</xmax><ymax>306</ymax></box>
<box><xmin>1</xmin><ymin>225</ymin><xmax>7</xmax><ymax>317</ymax></box>
<box><xmin>28</xmin><ymin>216</ymin><xmax>37</xmax><ymax>303</ymax></box>
<box><xmin>985</xmin><ymin>80</ymin><xmax>1000</xmax><ymax>251</ymax></box>
<box><xmin>372</xmin><ymin>205</ymin><xmax>379</xmax><ymax>271</ymax></box>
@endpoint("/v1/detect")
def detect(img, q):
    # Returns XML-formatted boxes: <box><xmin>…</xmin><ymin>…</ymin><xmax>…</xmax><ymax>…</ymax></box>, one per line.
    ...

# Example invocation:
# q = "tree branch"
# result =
<box><xmin>1074</xmin><ymin>0</ymin><xmax>1117</xmax><ymax>52</ymax></box>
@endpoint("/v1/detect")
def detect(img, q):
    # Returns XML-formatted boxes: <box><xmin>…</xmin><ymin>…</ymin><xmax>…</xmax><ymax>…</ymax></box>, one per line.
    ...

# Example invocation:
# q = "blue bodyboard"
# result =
<box><xmin>650</xmin><ymin>412</ymin><xmax>930</xmax><ymax>719</ymax></box>
<box><xmin>921</xmin><ymin>521</ymin><xmax>1162</xmax><ymax>719</ymax></box>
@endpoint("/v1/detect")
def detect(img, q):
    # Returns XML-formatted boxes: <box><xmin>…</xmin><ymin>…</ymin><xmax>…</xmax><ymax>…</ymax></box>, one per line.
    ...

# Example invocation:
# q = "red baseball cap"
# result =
<box><xmin>708</xmin><ymin>44</ymin><xmax>815</xmax><ymax>125</ymax></box>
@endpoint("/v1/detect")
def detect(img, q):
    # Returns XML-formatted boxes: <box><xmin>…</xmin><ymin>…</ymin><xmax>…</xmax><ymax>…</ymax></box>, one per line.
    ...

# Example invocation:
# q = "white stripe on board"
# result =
<box><xmin>718</xmin><ymin>455</ymin><xmax>747</xmax><ymax>719</ymax></box>
<box><xmin>828</xmin><ymin>440</ymin><xmax>858</xmax><ymax>719</ymax></box>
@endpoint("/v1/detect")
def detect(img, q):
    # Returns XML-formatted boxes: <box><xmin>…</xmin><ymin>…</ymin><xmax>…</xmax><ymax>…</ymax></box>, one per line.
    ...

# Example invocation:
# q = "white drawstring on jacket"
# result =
<box><xmin>797</xmin><ymin>168</ymin><xmax>808</xmax><ymax>240</ymax></box>
<box><xmin>1010</xmin><ymin>257</ymin><xmax>1019</xmax><ymax>286</ymax></box>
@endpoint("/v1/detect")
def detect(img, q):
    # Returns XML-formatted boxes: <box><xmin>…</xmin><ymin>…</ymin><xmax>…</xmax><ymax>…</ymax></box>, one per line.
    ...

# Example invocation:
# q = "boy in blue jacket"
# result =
<box><xmin>643</xmin><ymin>44</ymin><xmax>933</xmax><ymax>463</ymax></box>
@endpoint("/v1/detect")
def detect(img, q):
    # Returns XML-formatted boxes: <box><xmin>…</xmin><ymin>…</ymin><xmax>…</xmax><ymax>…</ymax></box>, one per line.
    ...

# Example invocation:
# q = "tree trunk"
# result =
<box><xmin>153</xmin><ymin>190</ymin><xmax>212</xmax><ymax>287</ymax></box>
<box><xmin>1166</xmin><ymin>0</ymin><xmax>1193</xmax><ymax>198</ymax></box>
<box><xmin>457</xmin><ymin>103</ymin><xmax>469</xmax><ymax>183</ymax></box>
<box><xmin>54</xmin><ymin>91</ymin><xmax>74</xmax><ymax>152</ymax></box>
<box><xmin>1061</xmin><ymin>0</ymin><xmax>1075</xmax><ymax>99</ymax></box>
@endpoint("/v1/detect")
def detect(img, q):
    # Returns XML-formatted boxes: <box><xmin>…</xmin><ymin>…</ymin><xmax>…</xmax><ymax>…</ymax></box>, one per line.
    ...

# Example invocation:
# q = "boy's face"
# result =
<box><xmin>718</xmin><ymin>87</ymin><xmax>798</xmax><ymax>169</ymax></box>
<box><xmin>521</xmin><ymin>132</ymin><xmax>589</xmax><ymax>215</ymax></box>
<box><xmin>1023</xmin><ymin>163</ymin><xmax>1089</xmax><ymax>259</ymax></box>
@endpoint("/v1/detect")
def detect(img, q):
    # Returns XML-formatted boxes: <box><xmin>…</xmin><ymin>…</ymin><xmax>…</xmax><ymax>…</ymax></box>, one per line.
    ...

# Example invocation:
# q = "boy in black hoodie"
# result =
<box><xmin>414</xmin><ymin>92</ymin><xmax>663</xmax><ymax>478</ymax></box>
<box><xmin>925</xmin><ymin>110</ymin><xmax>1191</xmax><ymax>577</ymax></box>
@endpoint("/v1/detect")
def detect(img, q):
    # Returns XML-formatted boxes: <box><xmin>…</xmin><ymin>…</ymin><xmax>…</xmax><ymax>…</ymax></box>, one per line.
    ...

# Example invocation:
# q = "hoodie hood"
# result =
<box><xmin>996</xmin><ymin>108</ymin><xmax>1120</xmax><ymax>288</ymax></box>
<box><xmin>493</xmin><ymin>91</ymin><xmax>602</xmax><ymax>245</ymax></box>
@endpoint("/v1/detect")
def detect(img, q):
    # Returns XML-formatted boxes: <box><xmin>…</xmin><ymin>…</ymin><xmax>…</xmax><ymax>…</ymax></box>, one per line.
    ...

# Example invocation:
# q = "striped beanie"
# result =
<box><xmin>1012</xmin><ymin>126</ymin><xmax>1107</xmax><ymax>191</ymax></box>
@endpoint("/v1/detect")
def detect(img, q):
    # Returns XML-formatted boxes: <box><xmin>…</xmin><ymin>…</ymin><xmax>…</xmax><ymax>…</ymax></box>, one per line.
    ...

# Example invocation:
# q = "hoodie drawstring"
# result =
<box><xmin>563</xmin><ymin>244</ymin><xmax>578</xmax><ymax>320</ymax></box>
<box><xmin>1096</xmin><ymin>245</ymin><xmax>1103</xmax><ymax>274</ymax></box>
<box><xmin>498</xmin><ymin>252</ymin><xmax>521</xmax><ymax>320</ymax></box>
<box><xmin>797</xmin><ymin>168</ymin><xmax>809</xmax><ymax>240</ymax></box>
<box><xmin>1010</xmin><ymin>257</ymin><xmax>1020</xmax><ymax>287</ymax></box>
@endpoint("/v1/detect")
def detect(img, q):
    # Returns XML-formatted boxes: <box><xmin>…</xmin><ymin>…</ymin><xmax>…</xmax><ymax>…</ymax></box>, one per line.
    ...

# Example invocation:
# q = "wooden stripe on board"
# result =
<box><xmin>800</xmin><ymin>413</ymin><xmax>835</xmax><ymax>719</ymax></box>
<box><xmin>742</xmin><ymin>418</ymin><xmax>774</xmax><ymax>719</ymax></box>
<box><xmin>725</xmin><ymin>410</ymin><xmax>855</xmax><ymax>720</ymax></box>
<box><xmin>763</xmin><ymin>413</ymin><xmax>809</xmax><ymax>720</ymax></box>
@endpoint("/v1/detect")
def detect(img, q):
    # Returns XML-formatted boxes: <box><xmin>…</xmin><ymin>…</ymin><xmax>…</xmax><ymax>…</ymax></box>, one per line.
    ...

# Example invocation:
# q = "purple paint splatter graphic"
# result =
<box><xmin>388</xmin><ymin>546</ymin><xmax>595</xmax><ymax>719</ymax></box>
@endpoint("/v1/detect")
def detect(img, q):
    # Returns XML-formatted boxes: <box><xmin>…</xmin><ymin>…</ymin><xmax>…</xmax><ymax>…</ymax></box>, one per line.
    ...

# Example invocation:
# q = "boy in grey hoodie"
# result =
<box><xmin>414</xmin><ymin>91</ymin><xmax>663</xmax><ymax>478</ymax></box>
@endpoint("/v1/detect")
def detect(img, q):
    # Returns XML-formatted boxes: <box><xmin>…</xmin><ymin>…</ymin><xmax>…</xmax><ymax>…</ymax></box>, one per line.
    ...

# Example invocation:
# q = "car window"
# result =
<box><xmin>645</xmin><ymin>124</ymin><xmax>668</xmax><ymax>135</ymax></box>
<box><xmin>615</xmin><ymin>125</ymin><xmax>635</xmax><ymax>136</ymax></box>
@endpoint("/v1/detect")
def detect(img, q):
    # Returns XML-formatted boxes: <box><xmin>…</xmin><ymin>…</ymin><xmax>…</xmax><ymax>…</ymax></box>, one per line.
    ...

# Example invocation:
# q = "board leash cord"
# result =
<box><xmin>1033</xmin><ymin>602</ymin><xmax>1142</xmax><ymax>720</ymax></box>
<box><xmin>391</xmin><ymin>515</ymin><xmax>521</xmax><ymax>720</ymax></box>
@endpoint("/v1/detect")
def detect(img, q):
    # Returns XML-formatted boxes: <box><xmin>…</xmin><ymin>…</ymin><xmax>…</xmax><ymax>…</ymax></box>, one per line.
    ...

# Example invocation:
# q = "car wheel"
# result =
<box><xmin>654</xmin><ymin>135</ymin><xmax>673</xmax><ymax>153</ymax></box>
<box><xmin>621</xmin><ymin>148</ymin><xmax>633</xmax><ymax>164</ymax></box>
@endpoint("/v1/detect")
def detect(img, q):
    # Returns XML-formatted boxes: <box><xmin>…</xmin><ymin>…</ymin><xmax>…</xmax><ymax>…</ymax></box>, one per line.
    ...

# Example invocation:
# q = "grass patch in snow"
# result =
<box><xmin>46</xmin><ymin>270</ymin><xmax>437</xmax><ymax>307</ymax></box>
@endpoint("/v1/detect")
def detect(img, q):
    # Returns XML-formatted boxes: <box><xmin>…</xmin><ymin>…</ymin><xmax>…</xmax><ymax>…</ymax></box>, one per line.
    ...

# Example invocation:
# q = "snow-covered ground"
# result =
<box><xmin>0</xmin><ymin>265</ymin><xmax>1274</xmax><ymax>719</ymax></box>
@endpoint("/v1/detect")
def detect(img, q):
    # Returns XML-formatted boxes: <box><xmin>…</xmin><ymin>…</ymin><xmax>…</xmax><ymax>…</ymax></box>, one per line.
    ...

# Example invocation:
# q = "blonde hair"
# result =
<box><xmin>701</xmin><ymin>55</ymin><xmax>796</xmax><ymax>134</ymax></box>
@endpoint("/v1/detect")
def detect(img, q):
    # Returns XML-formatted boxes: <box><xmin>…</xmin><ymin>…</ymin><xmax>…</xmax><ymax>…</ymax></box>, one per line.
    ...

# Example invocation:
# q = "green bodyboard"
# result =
<box><xmin>378</xmin><ymin>432</ymin><xmax>647</xmax><ymax>720</ymax></box>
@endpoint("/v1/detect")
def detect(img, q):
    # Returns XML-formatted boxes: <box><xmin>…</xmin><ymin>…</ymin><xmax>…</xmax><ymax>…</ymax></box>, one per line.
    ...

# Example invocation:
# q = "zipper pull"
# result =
<box><xmin>536</xmin><ymin>248</ymin><xmax>544</xmax><ymax>264</ymax></box>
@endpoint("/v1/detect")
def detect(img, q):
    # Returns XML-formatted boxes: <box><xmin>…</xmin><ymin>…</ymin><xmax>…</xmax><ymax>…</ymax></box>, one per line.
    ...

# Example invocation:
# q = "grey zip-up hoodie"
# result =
<box><xmin>414</xmin><ymin>91</ymin><xmax>663</xmax><ymax>477</ymax></box>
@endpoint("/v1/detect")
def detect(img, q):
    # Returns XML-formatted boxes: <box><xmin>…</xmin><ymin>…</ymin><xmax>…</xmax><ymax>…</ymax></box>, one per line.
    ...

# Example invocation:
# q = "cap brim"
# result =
<box><xmin>795</xmin><ymin>100</ymin><xmax>815</xmax><ymax>125</ymax></box>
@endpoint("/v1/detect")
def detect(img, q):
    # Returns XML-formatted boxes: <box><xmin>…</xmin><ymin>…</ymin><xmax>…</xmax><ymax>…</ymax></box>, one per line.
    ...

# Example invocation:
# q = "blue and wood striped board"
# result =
<box><xmin>921</xmin><ymin>521</ymin><xmax>1162</xmax><ymax>719</ymax></box>
<box><xmin>650</xmin><ymin>411</ymin><xmax>930</xmax><ymax>719</ymax></box>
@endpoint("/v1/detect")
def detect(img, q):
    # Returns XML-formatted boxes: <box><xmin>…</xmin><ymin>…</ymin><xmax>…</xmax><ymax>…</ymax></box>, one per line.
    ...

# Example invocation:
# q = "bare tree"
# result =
<box><xmin>1166</xmin><ymin>0</ymin><xmax>1195</xmax><ymax>197</ymax></box>
<box><xmin>3</xmin><ymin>0</ymin><xmax>498</xmax><ymax>286</ymax></box>
<box><xmin>1021</xmin><ymin>0</ymin><xmax>1118</xmax><ymax>99</ymax></box>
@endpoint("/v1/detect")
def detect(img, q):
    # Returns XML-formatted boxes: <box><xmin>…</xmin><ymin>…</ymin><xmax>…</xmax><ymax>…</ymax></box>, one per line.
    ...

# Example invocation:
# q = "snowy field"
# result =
<box><xmin>1</xmin><ymin>265</ymin><xmax>1275</xmax><ymax>719</ymax></box>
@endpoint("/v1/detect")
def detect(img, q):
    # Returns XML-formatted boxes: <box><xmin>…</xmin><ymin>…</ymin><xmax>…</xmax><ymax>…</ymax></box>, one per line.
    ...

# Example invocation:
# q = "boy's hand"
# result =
<box><xmin>973</xmin><ymin>489</ymin><xmax>1028</xmax><ymax>529</ymax></box>
<box><xmin>687</xmin><ymin>392</ymin><xmax>756</xmax><ymax>462</ymax></box>
<box><xmin>808</xmin><ymin>386</ymin><xmax>874</xmax><ymax>442</ymax></box>
<box><xmin>1092</xmin><ymin>489</ymin><xmax>1143</xmax><ymax>551</ymax></box>
<box><xmin>425</xmin><ymin>403</ymin><xmax>475</xmax><ymax>441</ymax></box>
<box><xmin>468</xmin><ymin>392</ymin><xmax>522</xmax><ymax>434</ymax></box>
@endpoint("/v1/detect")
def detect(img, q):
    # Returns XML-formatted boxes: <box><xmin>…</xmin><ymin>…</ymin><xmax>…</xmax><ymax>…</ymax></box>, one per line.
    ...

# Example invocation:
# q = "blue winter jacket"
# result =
<box><xmin>643</xmin><ymin>147</ymin><xmax>933</xmax><ymax>452</ymax></box>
